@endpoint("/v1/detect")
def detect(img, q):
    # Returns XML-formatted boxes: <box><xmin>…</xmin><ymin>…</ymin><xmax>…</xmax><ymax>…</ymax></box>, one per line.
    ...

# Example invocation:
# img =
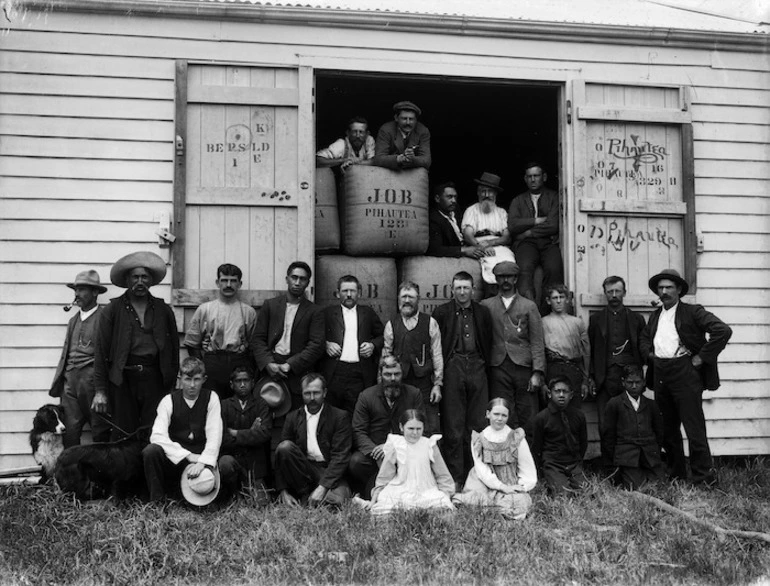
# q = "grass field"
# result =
<box><xmin>1</xmin><ymin>458</ymin><xmax>768</xmax><ymax>586</ymax></box>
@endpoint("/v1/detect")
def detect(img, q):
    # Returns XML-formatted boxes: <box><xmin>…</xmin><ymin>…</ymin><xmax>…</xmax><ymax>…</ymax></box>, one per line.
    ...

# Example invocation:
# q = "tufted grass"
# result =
<box><xmin>0</xmin><ymin>457</ymin><xmax>768</xmax><ymax>585</ymax></box>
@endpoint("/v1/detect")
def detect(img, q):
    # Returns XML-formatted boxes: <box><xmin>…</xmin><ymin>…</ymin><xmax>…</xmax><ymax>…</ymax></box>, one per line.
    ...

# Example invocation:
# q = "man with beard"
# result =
<box><xmin>640</xmin><ymin>269</ymin><xmax>732</xmax><ymax>486</ymax></box>
<box><xmin>321</xmin><ymin>275</ymin><xmax>384</xmax><ymax>414</ymax></box>
<box><xmin>274</xmin><ymin>373</ymin><xmax>353</xmax><ymax>507</ymax></box>
<box><xmin>383</xmin><ymin>282</ymin><xmax>443</xmax><ymax>435</ymax></box>
<box><xmin>94</xmin><ymin>251</ymin><xmax>179</xmax><ymax>439</ymax></box>
<box><xmin>184</xmin><ymin>263</ymin><xmax>257</xmax><ymax>400</ymax></box>
<box><xmin>315</xmin><ymin>116</ymin><xmax>375</xmax><ymax>173</ymax></box>
<box><xmin>427</xmin><ymin>181</ymin><xmax>487</xmax><ymax>259</ymax></box>
<box><xmin>508</xmin><ymin>162</ymin><xmax>564</xmax><ymax>313</ymax></box>
<box><xmin>588</xmin><ymin>276</ymin><xmax>646</xmax><ymax>466</ymax></box>
<box><xmin>349</xmin><ymin>356</ymin><xmax>424</xmax><ymax>497</ymax></box>
<box><xmin>481</xmin><ymin>261</ymin><xmax>545</xmax><ymax>442</ymax></box>
<box><xmin>373</xmin><ymin>101</ymin><xmax>431</xmax><ymax>170</ymax></box>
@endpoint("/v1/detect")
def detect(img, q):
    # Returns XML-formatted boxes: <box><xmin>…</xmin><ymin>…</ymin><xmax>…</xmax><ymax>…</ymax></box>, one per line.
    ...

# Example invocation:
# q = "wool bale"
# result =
<box><xmin>315</xmin><ymin>167</ymin><xmax>340</xmax><ymax>251</ymax></box>
<box><xmin>315</xmin><ymin>255</ymin><xmax>398</xmax><ymax>326</ymax></box>
<box><xmin>341</xmin><ymin>166</ymin><xmax>429</xmax><ymax>256</ymax></box>
<box><xmin>399</xmin><ymin>257</ymin><xmax>483</xmax><ymax>315</ymax></box>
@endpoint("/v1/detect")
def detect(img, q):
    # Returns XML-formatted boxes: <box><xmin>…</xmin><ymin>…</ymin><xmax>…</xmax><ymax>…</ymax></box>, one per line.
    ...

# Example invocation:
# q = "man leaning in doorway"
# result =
<box><xmin>316</xmin><ymin>116</ymin><xmax>375</xmax><ymax>173</ymax></box>
<box><xmin>373</xmin><ymin>100</ymin><xmax>431</xmax><ymax>170</ymax></box>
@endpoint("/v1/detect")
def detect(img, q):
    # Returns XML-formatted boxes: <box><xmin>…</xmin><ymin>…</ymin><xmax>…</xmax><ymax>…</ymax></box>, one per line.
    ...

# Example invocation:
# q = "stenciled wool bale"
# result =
<box><xmin>399</xmin><ymin>257</ymin><xmax>483</xmax><ymax>315</ymax></box>
<box><xmin>315</xmin><ymin>255</ymin><xmax>398</xmax><ymax>326</ymax></box>
<box><xmin>342</xmin><ymin>165</ymin><xmax>429</xmax><ymax>256</ymax></box>
<box><xmin>315</xmin><ymin>167</ymin><xmax>340</xmax><ymax>251</ymax></box>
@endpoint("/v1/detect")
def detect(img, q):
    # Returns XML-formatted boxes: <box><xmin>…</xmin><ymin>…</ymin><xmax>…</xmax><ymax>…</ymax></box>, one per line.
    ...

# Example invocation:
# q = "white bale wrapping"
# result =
<box><xmin>315</xmin><ymin>167</ymin><xmax>340</xmax><ymax>251</ymax></box>
<box><xmin>399</xmin><ymin>257</ymin><xmax>483</xmax><ymax>315</ymax></box>
<box><xmin>342</xmin><ymin>166</ymin><xmax>429</xmax><ymax>256</ymax></box>
<box><xmin>315</xmin><ymin>255</ymin><xmax>398</xmax><ymax>326</ymax></box>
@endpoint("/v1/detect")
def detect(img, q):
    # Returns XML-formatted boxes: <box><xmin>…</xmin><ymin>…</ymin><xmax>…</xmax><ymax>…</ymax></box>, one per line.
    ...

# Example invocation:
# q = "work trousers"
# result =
<box><xmin>543</xmin><ymin>460</ymin><xmax>587</xmax><ymax>494</ymax></box>
<box><xmin>62</xmin><ymin>364</ymin><xmax>110</xmax><ymax>447</ymax></box>
<box><xmin>403</xmin><ymin>373</ymin><xmax>440</xmax><ymax>436</ymax></box>
<box><xmin>348</xmin><ymin>451</ymin><xmax>380</xmax><ymax>499</ymax></box>
<box><xmin>514</xmin><ymin>240</ymin><xmax>563</xmax><ymax>313</ymax></box>
<box><xmin>142</xmin><ymin>443</ymin><xmax>187</xmax><ymax>502</ymax></box>
<box><xmin>327</xmin><ymin>361</ymin><xmax>366</xmax><ymax>415</ymax></box>
<box><xmin>653</xmin><ymin>356</ymin><xmax>712</xmax><ymax>482</ymax></box>
<box><xmin>110</xmin><ymin>359</ymin><xmax>167</xmax><ymax>441</ymax></box>
<box><xmin>203</xmin><ymin>352</ymin><xmax>253</xmax><ymax>401</ymax></box>
<box><xmin>274</xmin><ymin>440</ymin><xmax>350</xmax><ymax>505</ymax></box>
<box><xmin>617</xmin><ymin>451</ymin><xmax>665</xmax><ymax>490</ymax></box>
<box><xmin>441</xmin><ymin>354</ymin><xmax>488</xmax><ymax>483</ymax></box>
<box><xmin>218</xmin><ymin>454</ymin><xmax>269</xmax><ymax>505</ymax></box>
<box><xmin>489</xmin><ymin>357</ymin><xmax>538</xmax><ymax>443</ymax></box>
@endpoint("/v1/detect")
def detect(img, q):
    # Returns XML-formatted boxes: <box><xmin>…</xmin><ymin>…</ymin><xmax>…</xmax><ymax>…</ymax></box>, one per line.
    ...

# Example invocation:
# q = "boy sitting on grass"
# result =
<box><xmin>602</xmin><ymin>364</ymin><xmax>665</xmax><ymax>490</ymax></box>
<box><xmin>218</xmin><ymin>366</ymin><xmax>272</xmax><ymax>504</ymax></box>
<box><xmin>531</xmin><ymin>375</ymin><xmax>587</xmax><ymax>494</ymax></box>
<box><xmin>143</xmin><ymin>357</ymin><xmax>222</xmax><ymax>503</ymax></box>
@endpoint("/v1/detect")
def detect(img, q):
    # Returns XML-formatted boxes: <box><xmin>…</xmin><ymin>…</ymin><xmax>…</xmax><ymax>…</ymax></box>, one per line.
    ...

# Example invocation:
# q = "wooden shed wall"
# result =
<box><xmin>0</xmin><ymin>8</ymin><xmax>768</xmax><ymax>469</ymax></box>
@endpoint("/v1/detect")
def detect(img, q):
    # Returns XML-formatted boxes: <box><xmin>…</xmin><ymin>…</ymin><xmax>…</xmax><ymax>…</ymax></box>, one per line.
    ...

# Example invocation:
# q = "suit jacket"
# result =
<box><xmin>481</xmin><ymin>295</ymin><xmax>546</xmax><ymax>372</ymax></box>
<box><xmin>427</xmin><ymin>209</ymin><xmax>463</xmax><ymax>257</ymax></box>
<box><xmin>352</xmin><ymin>383</ymin><xmax>424</xmax><ymax>455</ymax></box>
<box><xmin>588</xmin><ymin>306</ymin><xmax>646</xmax><ymax>387</ymax></box>
<box><xmin>602</xmin><ymin>393</ymin><xmax>663</xmax><ymax>468</ymax></box>
<box><xmin>321</xmin><ymin>304</ymin><xmax>384</xmax><ymax>387</ymax></box>
<box><xmin>507</xmin><ymin>187</ymin><xmax>560</xmax><ymax>245</ymax></box>
<box><xmin>50</xmin><ymin>306</ymin><xmax>103</xmax><ymax>398</ymax></box>
<box><xmin>640</xmin><ymin>301</ymin><xmax>732</xmax><ymax>391</ymax></box>
<box><xmin>432</xmin><ymin>300</ymin><xmax>492</xmax><ymax>364</ymax></box>
<box><xmin>373</xmin><ymin>120</ymin><xmax>431</xmax><ymax>170</ymax></box>
<box><xmin>281</xmin><ymin>404</ymin><xmax>352</xmax><ymax>489</ymax></box>
<box><xmin>251</xmin><ymin>294</ymin><xmax>324</xmax><ymax>377</ymax></box>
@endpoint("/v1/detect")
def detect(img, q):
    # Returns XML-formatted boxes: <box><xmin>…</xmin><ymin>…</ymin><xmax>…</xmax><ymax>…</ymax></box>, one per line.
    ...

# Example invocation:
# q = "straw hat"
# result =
<box><xmin>180</xmin><ymin>464</ymin><xmax>220</xmax><ymax>506</ymax></box>
<box><xmin>110</xmin><ymin>251</ymin><xmax>167</xmax><ymax>287</ymax></box>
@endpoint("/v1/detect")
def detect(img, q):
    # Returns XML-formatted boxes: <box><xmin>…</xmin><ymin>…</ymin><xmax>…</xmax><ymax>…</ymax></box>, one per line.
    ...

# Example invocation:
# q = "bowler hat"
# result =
<box><xmin>110</xmin><ymin>251</ymin><xmax>167</xmax><ymax>287</ymax></box>
<box><xmin>67</xmin><ymin>270</ymin><xmax>107</xmax><ymax>294</ymax></box>
<box><xmin>648</xmin><ymin>268</ymin><xmax>689</xmax><ymax>297</ymax></box>
<box><xmin>255</xmin><ymin>377</ymin><xmax>292</xmax><ymax>418</ymax></box>
<box><xmin>180</xmin><ymin>464</ymin><xmax>220</xmax><ymax>506</ymax></box>
<box><xmin>474</xmin><ymin>172</ymin><xmax>504</xmax><ymax>192</ymax></box>
<box><xmin>392</xmin><ymin>101</ymin><xmax>421</xmax><ymax>116</ymax></box>
<box><xmin>492</xmin><ymin>261</ymin><xmax>520</xmax><ymax>277</ymax></box>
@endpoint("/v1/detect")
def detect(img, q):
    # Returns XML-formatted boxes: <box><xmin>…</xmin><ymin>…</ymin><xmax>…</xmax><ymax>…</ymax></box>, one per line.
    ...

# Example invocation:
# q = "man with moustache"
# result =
<box><xmin>640</xmin><ymin>269</ymin><xmax>732</xmax><ymax>486</ymax></box>
<box><xmin>588</xmin><ymin>276</ymin><xmax>646</xmax><ymax>465</ymax></box>
<box><xmin>349</xmin><ymin>356</ymin><xmax>424</xmax><ymax>497</ymax></box>
<box><xmin>275</xmin><ymin>373</ymin><xmax>353</xmax><ymax>507</ymax></box>
<box><xmin>481</xmin><ymin>261</ymin><xmax>545</xmax><ymax>441</ymax></box>
<box><xmin>427</xmin><ymin>181</ymin><xmax>486</xmax><ymax>259</ymax></box>
<box><xmin>94</xmin><ymin>251</ymin><xmax>179</xmax><ymax>439</ymax></box>
<box><xmin>316</xmin><ymin>116</ymin><xmax>375</xmax><ymax>173</ymax></box>
<box><xmin>373</xmin><ymin>101</ymin><xmax>431</xmax><ymax>170</ymax></box>
<box><xmin>383</xmin><ymin>282</ymin><xmax>443</xmax><ymax>435</ymax></box>
<box><xmin>50</xmin><ymin>270</ymin><xmax>110</xmax><ymax>447</ymax></box>
<box><xmin>184</xmin><ymin>263</ymin><xmax>257</xmax><ymax>400</ymax></box>
<box><xmin>432</xmin><ymin>271</ymin><xmax>493</xmax><ymax>486</ymax></box>
<box><xmin>508</xmin><ymin>162</ymin><xmax>563</xmax><ymax>312</ymax></box>
<box><xmin>321</xmin><ymin>275</ymin><xmax>384</xmax><ymax>414</ymax></box>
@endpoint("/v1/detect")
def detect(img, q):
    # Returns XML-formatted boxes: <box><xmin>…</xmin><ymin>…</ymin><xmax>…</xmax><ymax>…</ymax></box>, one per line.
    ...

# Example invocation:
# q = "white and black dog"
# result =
<box><xmin>29</xmin><ymin>404</ymin><xmax>66</xmax><ymax>483</ymax></box>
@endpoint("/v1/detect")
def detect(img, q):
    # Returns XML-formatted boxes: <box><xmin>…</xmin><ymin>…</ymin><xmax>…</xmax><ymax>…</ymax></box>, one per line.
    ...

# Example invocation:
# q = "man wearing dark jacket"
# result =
<box><xmin>373</xmin><ymin>100</ymin><xmax>431</xmax><ymax>170</ymax></box>
<box><xmin>427</xmin><ymin>181</ymin><xmax>485</xmax><ymax>259</ymax></box>
<box><xmin>640</xmin><ymin>268</ymin><xmax>732</xmax><ymax>486</ymax></box>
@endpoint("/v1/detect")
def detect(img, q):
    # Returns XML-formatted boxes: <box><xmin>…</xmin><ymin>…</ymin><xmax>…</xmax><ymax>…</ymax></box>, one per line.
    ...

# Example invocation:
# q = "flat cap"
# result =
<box><xmin>492</xmin><ymin>261</ymin><xmax>520</xmax><ymax>276</ymax></box>
<box><xmin>393</xmin><ymin>101</ymin><xmax>421</xmax><ymax>116</ymax></box>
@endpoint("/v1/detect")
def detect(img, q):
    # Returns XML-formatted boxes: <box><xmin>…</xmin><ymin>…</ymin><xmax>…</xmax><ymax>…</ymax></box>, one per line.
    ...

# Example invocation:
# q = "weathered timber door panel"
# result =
<box><xmin>572</xmin><ymin>81</ymin><xmax>695</xmax><ymax>317</ymax></box>
<box><xmin>172</xmin><ymin>62</ymin><xmax>314</xmax><ymax>315</ymax></box>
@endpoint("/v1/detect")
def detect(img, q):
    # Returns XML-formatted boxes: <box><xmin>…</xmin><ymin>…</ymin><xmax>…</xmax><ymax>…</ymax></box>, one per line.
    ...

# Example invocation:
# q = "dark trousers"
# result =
<box><xmin>441</xmin><ymin>354</ymin><xmax>488</xmax><ymax>483</ymax></box>
<box><xmin>653</xmin><ymin>356</ymin><xmax>712</xmax><ymax>482</ymax></box>
<box><xmin>62</xmin><ymin>365</ymin><xmax>110</xmax><ymax>447</ymax></box>
<box><xmin>617</xmin><ymin>451</ymin><xmax>665</xmax><ymax>490</ymax></box>
<box><xmin>514</xmin><ymin>239</ymin><xmax>563</xmax><ymax>313</ymax></box>
<box><xmin>143</xmin><ymin>443</ymin><xmax>187</xmax><ymax>501</ymax></box>
<box><xmin>274</xmin><ymin>441</ymin><xmax>350</xmax><ymax>505</ymax></box>
<box><xmin>203</xmin><ymin>352</ymin><xmax>254</xmax><ymax>401</ymax></box>
<box><xmin>219</xmin><ymin>454</ymin><xmax>269</xmax><ymax>505</ymax></box>
<box><xmin>110</xmin><ymin>361</ymin><xmax>167</xmax><ymax>441</ymax></box>
<box><xmin>597</xmin><ymin>364</ymin><xmax>625</xmax><ymax>465</ymax></box>
<box><xmin>489</xmin><ymin>357</ymin><xmax>538</xmax><ymax>442</ymax></box>
<box><xmin>327</xmin><ymin>361</ymin><xmax>366</xmax><ymax>415</ymax></box>
<box><xmin>543</xmin><ymin>460</ymin><xmax>587</xmax><ymax>494</ymax></box>
<box><xmin>348</xmin><ymin>450</ymin><xmax>379</xmax><ymax>499</ymax></box>
<box><xmin>403</xmin><ymin>373</ymin><xmax>440</xmax><ymax>436</ymax></box>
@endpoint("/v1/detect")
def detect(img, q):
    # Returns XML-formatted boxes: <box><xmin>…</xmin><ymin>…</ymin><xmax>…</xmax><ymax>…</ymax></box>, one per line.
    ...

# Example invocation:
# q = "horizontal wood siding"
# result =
<box><xmin>0</xmin><ymin>7</ymin><xmax>767</xmax><ymax>469</ymax></box>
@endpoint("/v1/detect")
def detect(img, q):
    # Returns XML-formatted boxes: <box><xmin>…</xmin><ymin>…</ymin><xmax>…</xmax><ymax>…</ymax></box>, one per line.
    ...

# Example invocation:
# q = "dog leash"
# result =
<box><xmin>91</xmin><ymin>412</ymin><xmax>149</xmax><ymax>441</ymax></box>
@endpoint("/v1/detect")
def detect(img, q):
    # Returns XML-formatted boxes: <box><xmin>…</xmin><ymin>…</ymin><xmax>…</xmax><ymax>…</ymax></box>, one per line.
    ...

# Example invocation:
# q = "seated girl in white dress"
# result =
<box><xmin>452</xmin><ymin>398</ymin><xmax>537</xmax><ymax>520</ymax></box>
<box><xmin>356</xmin><ymin>410</ymin><xmax>455</xmax><ymax>515</ymax></box>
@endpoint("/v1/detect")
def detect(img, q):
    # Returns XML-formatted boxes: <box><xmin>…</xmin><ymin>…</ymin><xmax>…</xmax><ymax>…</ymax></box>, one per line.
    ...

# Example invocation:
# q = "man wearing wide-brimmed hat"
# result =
<box><xmin>50</xmin><ymin>269</ymin><xmax>111</xmax><ymax>447</ymax></box>
<box><xmin>373</xmin><ymin>100</ymin><xmax>431</xmax><ymax>170</ymax></box>
<box><xmin>640</xmin><ymin>268</ymin><xmax>732</xmax><ymax>487</ymax></box>
<box><xmin>94</xmin><ymin>251</ymin><xmax>179</xmax><ymax>440</ymax></box>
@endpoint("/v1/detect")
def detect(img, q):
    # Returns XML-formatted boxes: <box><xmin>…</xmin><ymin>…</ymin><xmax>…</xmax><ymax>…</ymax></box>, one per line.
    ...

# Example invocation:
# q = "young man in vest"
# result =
<box><xmin>143</xmin><ymin>357</ymin><xmax>223</xmax><ymax>502</ymax></box>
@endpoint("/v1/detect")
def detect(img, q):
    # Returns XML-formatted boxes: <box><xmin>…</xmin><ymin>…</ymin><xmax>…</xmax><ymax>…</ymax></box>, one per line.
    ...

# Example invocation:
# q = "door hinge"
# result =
<box><xmin>175</xmin><ymin>135</ymin><xmax>184</xmax><ymax>157</ymax></box>
<box><xmin>566</xmin><ymin>100</ymin><xmax>572</xmax><ymax>125</ymax></box>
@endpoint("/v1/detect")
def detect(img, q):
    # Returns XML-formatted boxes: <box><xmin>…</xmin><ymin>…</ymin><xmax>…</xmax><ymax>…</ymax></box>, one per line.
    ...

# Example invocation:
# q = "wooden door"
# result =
<box><xmin>172</xmin><ymin>62</ymin><xmax>314</xmax><ymax>317</ymax></box>
<box><xmin>572</xmin><ymin>81</ymin><xmax>696</xmax><ymax>317</ymax></box>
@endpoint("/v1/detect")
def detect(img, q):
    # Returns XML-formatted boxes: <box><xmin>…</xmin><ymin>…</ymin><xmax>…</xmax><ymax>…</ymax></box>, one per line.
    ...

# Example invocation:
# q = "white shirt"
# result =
<box><xmin>653</xmin><ymin>303</ymin><xmax>683</xmax><ymax>359</ymax></box>
<box><xmin>305</xmin><ymin>405</ymin><xmax>325</xmax><ymax>462</ymax></box>
<box><xmin>80</xmin><ymin>306</ymin><xmax>99</xmax><ymax>321</ymax></box>
<box><xmin>340</xmin><ymin>305</ymin><xmax>360</xmax><ymax>363</ymax></box>
<box><xmin>383</xmin><ymin>314</ymin><xmax>444</xmax><ymax>386</ymax></box>
<box><xmin>530</xmin><ymin>193</ymin><xmax>542</xmax><ymax>218</ymax></box>
<box><xmin>274</xmin><ymin>302</ymin><xmax>299</xmax><ymax>356</ymax></box>
<box><xmin>626</xmin><ymin>392</ymin><xmax>640</xmax><ymax>412</ymax></box>
<box><xmin>439</xmin><ymin>210</ymin><xmax>464</xmax><ymax>244</ymax></box>
<box><xmin>501</xmin><ymin>295</ymin><xmax>515</xmax><ymax>310</ymax></box>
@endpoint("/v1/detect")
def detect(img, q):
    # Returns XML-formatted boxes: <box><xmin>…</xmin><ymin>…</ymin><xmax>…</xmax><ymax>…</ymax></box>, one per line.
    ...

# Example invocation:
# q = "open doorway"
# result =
<box><xmin>314</xmin><ymin>72</ymin><xmax>561</xmax><ymax>211</ymax></box>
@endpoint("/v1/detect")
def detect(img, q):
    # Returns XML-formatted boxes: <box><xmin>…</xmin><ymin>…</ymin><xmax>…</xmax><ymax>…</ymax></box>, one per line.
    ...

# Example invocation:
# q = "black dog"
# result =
<box><xmin>29</xmin><ymin>404</ymin><xmax>66</xmax><ymax>483</ymax></box>
<box><xmin>55</xmin><ymin>438</ymin><xmax>145</xmax><ymax>500</ymax></box>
